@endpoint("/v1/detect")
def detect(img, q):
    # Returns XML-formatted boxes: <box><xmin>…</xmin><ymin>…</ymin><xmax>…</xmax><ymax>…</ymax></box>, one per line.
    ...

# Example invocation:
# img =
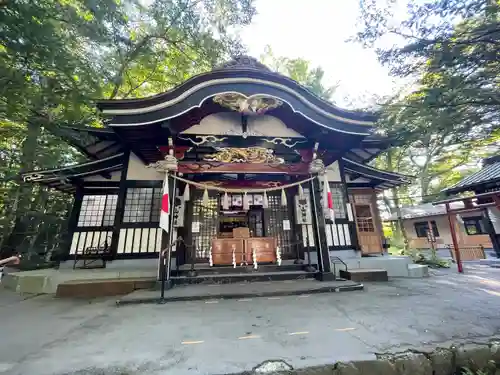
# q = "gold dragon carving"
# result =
<box><xmin>203</xmin><ymin>147</ymin><xmax>285</xmax><ymax>164</ymax></box>
<box><xmin>213</xmin><ymin>93</ymin><xmax>283</xmax><ymax>115</ymax></box>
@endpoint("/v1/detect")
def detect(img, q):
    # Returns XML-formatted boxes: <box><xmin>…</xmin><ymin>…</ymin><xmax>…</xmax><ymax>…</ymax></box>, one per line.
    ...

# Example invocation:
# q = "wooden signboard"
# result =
<box><xmin>245</xmin><ymin>237</ymin><xmax>276</xmax><ymax>263</ymax></box>
<box><xmin>211</xmin><ymin>238</ymin><xmax>245</xmax><ymax>265</ymax></box>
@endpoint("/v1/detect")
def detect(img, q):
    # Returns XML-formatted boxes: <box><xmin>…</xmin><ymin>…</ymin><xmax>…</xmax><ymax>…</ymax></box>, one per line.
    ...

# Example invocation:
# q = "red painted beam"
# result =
<box><xmin>178</xmin><ymin>161</ymin><xmax>310</xmax><ymax>175</ymax></box>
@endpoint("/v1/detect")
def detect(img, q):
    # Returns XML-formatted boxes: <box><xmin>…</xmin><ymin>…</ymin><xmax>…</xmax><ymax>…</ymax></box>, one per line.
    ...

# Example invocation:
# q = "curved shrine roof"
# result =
<box><xmin>96</xmin><ymin>56</ymin><xmax>377</xmax><ymax>136</ymax></box>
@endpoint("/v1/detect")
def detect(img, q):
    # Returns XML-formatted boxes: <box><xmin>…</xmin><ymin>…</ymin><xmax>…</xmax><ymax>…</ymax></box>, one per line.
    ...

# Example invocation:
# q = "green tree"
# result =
<box><xmin>355</xmin><ymin>0</ymin><xmax>499</xmax><ymax>143</ymax></box>
<box><xmin>0</xmin><ymin>0</ymin><xmax>256</xmax><ymax>256</ymax></box>
<box><xmin>260</xmin><ymin>45</ymin><xmax>338</xmax><ymax>101</ymax></box>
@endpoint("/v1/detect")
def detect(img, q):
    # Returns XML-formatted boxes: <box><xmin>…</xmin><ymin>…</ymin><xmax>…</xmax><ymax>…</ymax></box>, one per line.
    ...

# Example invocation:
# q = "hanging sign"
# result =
<box><xmin>192</xmin><ymin>221</ymin><xmax>200</xmax><ymax>233</ymax></box>
<box><xmin>283</xmin><ymin>220</ymin><xmax>291</xmax><ymax>231</ymax></box>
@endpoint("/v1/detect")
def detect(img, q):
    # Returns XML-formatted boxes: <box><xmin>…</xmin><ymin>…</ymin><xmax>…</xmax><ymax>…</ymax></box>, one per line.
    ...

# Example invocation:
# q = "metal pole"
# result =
<box><xmin>309</xmin><ymin>176</ymin><xmax>325</xmax><ymax>273</ymax></box>
<box><xmin>446</xmin><ymin>203</ymin><xmax>463</xmax><ymax>273</ymax></box>
<box><xmin>160</xmin><ymin>249</ymin><xmax>166</xmax><ymax>301</ymax></box>
<box><xmin>165</xmin><ymin>172</ymin><xmax>177</xmax><ymax>282</ymax></box>
<box><xmin>160</xmin><ymin>171</ymin><xmax>177</xmax><ymax>302</ymax></box>
<box><xmin>304</xmin><ymin>225</ymin><xmax>315</xmax><ymax>272</ymax></box>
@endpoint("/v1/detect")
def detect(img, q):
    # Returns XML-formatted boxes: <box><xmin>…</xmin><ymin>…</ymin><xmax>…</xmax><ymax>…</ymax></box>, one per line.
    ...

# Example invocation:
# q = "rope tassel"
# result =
<box><xmin>222</xmin><ymin>192</ymin><xmax>230</xmax><ymax>210</ymax></box>
<box><xmin>183</xmin><ymin>183</ymin><xmax>190</xmax><ymax>201</ymax></box>
<box><xmin>202</xmin><ymin>188</ymin><xmax>209</xmax><ymax>207</ymax></box>
<box><xmin>263</xmin><ymin>191</ymin><xmax>269</xmax><ymax>209</ymax></box>
<box><xmin>298</xmin><ymin>184</ymin><xmax>304</xmax><ymax>199</ymax></box>
<box><xmin>243</xmin><ymin>191</ymin><xmax>250</xmax><ymax>210</ymax></box>
<box><xmin>281</xmin><ymin>188</ymin><xmax>287</xmax><ymax>206</ymax></box>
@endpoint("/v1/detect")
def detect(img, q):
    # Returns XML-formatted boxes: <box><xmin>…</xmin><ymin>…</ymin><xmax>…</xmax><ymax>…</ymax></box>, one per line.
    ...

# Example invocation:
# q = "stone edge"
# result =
<box><xmin>115</xmin><ymin>283</ymin><xmax>364</xmax><ymax>306</ymax></box>
<box><xmin>216</xmin><ymin>341</ymin><xmax>500</xmax><ymax>375</ymax></box>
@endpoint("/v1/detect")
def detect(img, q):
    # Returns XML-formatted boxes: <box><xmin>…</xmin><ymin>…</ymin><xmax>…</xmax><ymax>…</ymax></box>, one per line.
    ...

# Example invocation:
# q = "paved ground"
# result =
<box><xmin>2</xmin><ymin>264</ymin><xmax>500</xmax><ymax>375</ymax></box>
<box><xmin>118</xmin><ymin>279</ymin><xmax>362</xmax><ymax>304</ymax></box>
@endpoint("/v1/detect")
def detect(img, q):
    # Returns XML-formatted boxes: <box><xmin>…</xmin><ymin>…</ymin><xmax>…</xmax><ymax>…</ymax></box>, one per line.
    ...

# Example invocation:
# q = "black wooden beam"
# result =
<box><xmin>174</xmin><ymin>134</ymin><xmax>312</xmax><ymax>151</ymax></box>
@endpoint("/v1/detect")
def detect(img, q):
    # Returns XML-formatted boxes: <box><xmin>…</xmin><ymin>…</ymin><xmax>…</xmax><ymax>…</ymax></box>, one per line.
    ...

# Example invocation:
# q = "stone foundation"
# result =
<box><xmin>237</xmin><ymin>341</ymin><xmax>500</xmax><ymax>375</ymax></box>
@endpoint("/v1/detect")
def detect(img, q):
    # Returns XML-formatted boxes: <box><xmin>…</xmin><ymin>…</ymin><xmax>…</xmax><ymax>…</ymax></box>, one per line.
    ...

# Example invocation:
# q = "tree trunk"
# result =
<box><xmin>385</xmin><ymin>151</ymin><xmax>409</xmax><ymax>250</ymax></box>
<box><xmin>391</xmin><ymin>186</ymin><xmax>409</xmax><ymax>252</ymax></box>
<box><xmin>1</xmin><ymin>120</ymin><xmax>41</xmax><ymax>256</ymax></box>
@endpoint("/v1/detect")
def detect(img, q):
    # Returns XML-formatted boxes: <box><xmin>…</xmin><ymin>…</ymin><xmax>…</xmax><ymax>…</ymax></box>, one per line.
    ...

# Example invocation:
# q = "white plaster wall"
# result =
<box><xmin>248</xmin><ymin>115</ymin><xmax>304</xmax><ymax>137</ymax></box>
<box><xmin>181</xmin><ymin>112</ymin><xmax>239</xmax><ymax>135</ymax></box>
<box><xmin>181</xmin><ymin>112</ymin><xmax>304</xmax><ymax>138</ymax></box>
<box><xmin>127</xmin><ymin>153</ymin><xmax>164</xmax><ymax>180</ymax></box>
<box><xmin>326</xmin><ymin>161</ymin><xmax>341</xmax><ymax>182</ymax></box>
<box><xmin>403</xmin><ymin>216</ymin><xmax>453</xmax><ymax>247</ymax></box>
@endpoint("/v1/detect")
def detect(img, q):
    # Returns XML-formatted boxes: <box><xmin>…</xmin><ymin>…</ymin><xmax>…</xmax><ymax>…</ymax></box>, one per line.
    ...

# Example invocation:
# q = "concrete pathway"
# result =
<box><xmin>118</xmin><ymin>279</ymin><xmax>363</xmax><ymax>304</ymax></box>
<box><xmin>2</xmin><ymin>264</ymin><xmax>500</xmax><ymax>375</ymax></box>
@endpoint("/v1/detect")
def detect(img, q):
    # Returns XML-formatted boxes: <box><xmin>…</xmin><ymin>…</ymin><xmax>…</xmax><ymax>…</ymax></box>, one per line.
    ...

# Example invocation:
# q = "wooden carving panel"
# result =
<box><xmin>178</xmin><ymin>161</ymin><xmax>310</xmax><ymax>175</ymax></box>
<box><xmin>211</xmin><ymin>238</ymin><xmax>244</xmax><ymax>265</ymax></box>
<box><xmin>245</xmin><ymin>237</ymin><xmax>276</xmax><ymax>263</ymax></box>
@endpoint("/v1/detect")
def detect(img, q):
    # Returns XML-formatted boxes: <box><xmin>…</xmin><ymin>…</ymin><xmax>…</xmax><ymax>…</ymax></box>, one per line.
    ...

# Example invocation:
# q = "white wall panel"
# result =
<box><xmin>331</xmin><ymin>224</ymin><xmax>340</xmax><ymax>246</ymax></box>
<box><xmin>127</xmin><ymin>153</ymin><xmax>164</xmax><ymax>180</ymax></box>
<box><xmin>70</xmin><ymin>233</ymin><xmax>79</xmax><ymax>255</ymax></box>
<box><xmin>326</xmin><ymin>225</ymin><xmax>333</xmax><ymax>247</ymax></box>
<box><xmin>343</xmin><ymin>224</ymin><xmax>351</xmax><ymax>246</ymax></box>
<box><xmin>140</xmin><ymin>228</ymin><xmax>150</xmax><ymax>253</ymax></box>
<box><xmin>337</xmin><ymin>224</ymin><xmax>346</xmax><ymax>246</ymax></box>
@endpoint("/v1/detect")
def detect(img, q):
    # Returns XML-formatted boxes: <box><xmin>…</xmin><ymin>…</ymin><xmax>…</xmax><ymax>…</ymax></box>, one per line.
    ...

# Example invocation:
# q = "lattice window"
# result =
<box><xmin>355</xmin><ymin>204</ymin><xmax>375</xmax><ymax>232</ymax></box>
<box><xmin>329</xmin><ymin>183</ymin><xmax>347</xmax><ymax>219</ymax></box>
<box><xmin>414</xmin><ymin>221</ymin><xmax>439</xmax><ymax>238</ymax></box>
<box><xmin>123</xmin><ymin>188</ymin><xmax>162</xmax><ymax>223</ymax></box>
<box><xmin>463</xmin><ymin>217</ymin><xmax>487</xmax><ymax>235</ymax></box>
<box><xmin>352</xmin><ymin>194</ymin><xmax>372</xmax><ymax>205</ymax></box>
<box><xmin>192</xmin><ymin>191</ymin><xmax>219</xmax><ymax>259</ymax></box>
<box><xmin>78</xmin><ymin>195</ymin><xmax>117</xmax><ymax>227</ymax></box>
<box><xmin>266</xmin><ymin>192</ymin><xmax>293</xmax><ymax>256</ymax></box>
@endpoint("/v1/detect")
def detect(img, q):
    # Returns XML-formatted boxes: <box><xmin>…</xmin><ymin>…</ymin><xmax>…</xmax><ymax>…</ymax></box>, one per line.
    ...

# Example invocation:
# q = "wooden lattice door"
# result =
<box><xmin>264</xmin><ymin>192</ymin><xmax>294</xmax><ymax>258</ymax></box>
<box><xmin>351</xmin><ymin>192</ymin><xmax>383</xmax><ymax>254</ymax></box>
<box><xmin>189</xmin><ymin>191</ymin><xmax>219</xmax><ymax>261</ymax></box>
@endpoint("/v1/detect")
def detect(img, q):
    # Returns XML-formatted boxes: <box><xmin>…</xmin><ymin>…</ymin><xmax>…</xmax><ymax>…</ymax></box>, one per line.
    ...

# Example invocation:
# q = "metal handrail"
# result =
<box><xmin>330</xmin><ymin>256</ymin><xmax>348</xmax><ymax>280</ymax></box>
<box><xmin>159</xmin><ymin>236</ymin><xmax>185</xmax><ymax>301</ymax></box>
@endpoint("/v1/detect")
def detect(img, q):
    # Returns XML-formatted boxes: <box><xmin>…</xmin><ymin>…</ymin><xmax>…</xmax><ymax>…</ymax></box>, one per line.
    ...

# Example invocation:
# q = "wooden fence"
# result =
<box><xmin>447</xmin><ymin>245</ymin><xmax>486</xmax><ymax>261</ymax></box>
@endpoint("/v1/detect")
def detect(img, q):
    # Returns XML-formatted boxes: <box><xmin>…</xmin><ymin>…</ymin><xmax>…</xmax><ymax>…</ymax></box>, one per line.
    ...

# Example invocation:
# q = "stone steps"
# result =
<box><xmin>56</xmin><ymin>277</ymin><xmax>156</xmax><ymax>298</ymax></box>
<box><xmin>339</xmin><ymin>268</ymin><xmax>388</xmax><ymax>282</ymax></box>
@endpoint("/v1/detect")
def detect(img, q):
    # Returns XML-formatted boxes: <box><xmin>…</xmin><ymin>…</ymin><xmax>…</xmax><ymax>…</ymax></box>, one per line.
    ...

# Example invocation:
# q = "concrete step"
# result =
<box><xmin>407</xmin><ymin>264</ymin><xmax>429</xmax><ymax>278</ymax></box>
<box><xmin>56</xmin><ymin>277</ymin><xmax>156</xmax><ymax>298</ymax></box>
<box><xmin>339</xmin><ymin>268</ymin><xmax>388</xmax><ymax>282</ymax></box>
<box><xmin>172</xmin><ymin>263</ymin><xmax>309</xmax><ymax>276</ymax></box>
<box><xmin>119</xmin><ymin>279</ymin><xmax>364</xmax><ymax>305</ymax></box>
<box><xmin>165</xmin><ymin>270</ymin><xmax>318</xmax><ymax>286</ymax></box>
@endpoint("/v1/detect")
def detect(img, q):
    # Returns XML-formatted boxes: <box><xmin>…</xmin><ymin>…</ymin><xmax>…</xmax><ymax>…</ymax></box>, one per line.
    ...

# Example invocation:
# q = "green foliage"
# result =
<box><xmin>0</xmin><ymin>0</ymin><xmax>257</xmax><ymax>257</ymax></box>
<box><xmin>356</xmin><ymin>0</ymin><xmax>499</xmax><ymax>143</ymax></box>
<box><xmin>260</xmin><ymin>45</ymin><xmax>338</xmax><ymax>101</ymax></box>
<box><xmin>358</xmin><ymin>0</ymin><xmax>499</xmax><ymax>241</ymax></box>
<box><xmin>414</xmin><ymin>253</ymin><xmax>450</xmax><ymax>268</ymax></box>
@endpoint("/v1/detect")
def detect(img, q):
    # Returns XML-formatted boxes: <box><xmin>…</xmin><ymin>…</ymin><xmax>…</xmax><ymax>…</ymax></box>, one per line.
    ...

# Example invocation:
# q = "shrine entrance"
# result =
<box><xmin>184</xmin><ymin>187</ymin><xmax>299</xmax><ymax>267</ymax></box>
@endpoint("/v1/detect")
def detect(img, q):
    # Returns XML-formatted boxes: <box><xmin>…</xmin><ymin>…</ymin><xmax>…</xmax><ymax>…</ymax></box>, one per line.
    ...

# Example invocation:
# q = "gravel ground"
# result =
<box><xmin>1</xmin><ymin>264</ymin><xmax>500</xmax><ymax>375</ymax></box>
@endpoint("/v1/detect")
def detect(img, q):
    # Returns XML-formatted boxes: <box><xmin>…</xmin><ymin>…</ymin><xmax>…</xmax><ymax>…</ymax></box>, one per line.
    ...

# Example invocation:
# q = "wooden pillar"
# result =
<box><xmin>309</xmin><ymin>176</ymin><xmax>335</xmax><ymax>281</ymax></box>
<box><xmin>63</xmin><ymin>185</ymin><xmax>84</xmax><ymax>262</ymax></box>
<box><xmin>446</xmin><ymin>203</ymin><xmax>463</xmax><ymax>273</ymax></box>
<box><xmin>427</xmin><ymin>220</ymin><xmax>436</xmax><ymax>255</ymax></box>
<box><xmin>484</xmin><ymin>206</ymin><xmax>500</xmax><ymax>258</ymax></box>
<box><xmin>110</xmin><ymin>150</ymin><xmax>130</xmax><ymax>257</ymax></box>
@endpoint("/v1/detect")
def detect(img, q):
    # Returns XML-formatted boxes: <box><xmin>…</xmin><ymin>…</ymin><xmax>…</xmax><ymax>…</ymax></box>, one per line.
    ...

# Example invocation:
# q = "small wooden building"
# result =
<box><xmin>388</xmin><ymin>203</ymin><xmax>495</xmax><ymax>260</ymax></box>
<box><xmin>440</xmin><ymin>155</ymin><xmax>500</xmax><ymax>259</ymax></box>
<box><xmin>22</xmin><ymin>56</ymin><xmax>410</xmax><ymax>281</ymax></box>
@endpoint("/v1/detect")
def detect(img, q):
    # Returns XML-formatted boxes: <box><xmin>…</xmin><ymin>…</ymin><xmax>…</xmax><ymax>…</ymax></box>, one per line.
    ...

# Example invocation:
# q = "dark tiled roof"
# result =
<box><xmin>20</xmin><ymin>153</ymin><xmax>125</xmax><ymax>193</ymax></box>
<box><xmin>444</xmin><ymin>159</ymin><xmax>500</xmax><ymax>195</ymax></box>
<box><xmin>386</xmin><ymin>202</ymin><xmax>465</xmax><ymax>221</ymax></box>
<box><xmin>343</xmin><ymin>158</ymin><xmax>413</xmax><ymax>190</ymax></box>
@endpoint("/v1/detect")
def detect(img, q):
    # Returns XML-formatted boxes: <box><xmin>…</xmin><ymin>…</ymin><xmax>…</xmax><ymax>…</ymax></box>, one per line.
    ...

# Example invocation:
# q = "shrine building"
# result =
<box><xmin>22</xmin><ymin>56</ymin><xmax>413</xmax><ymax>283</ymax></box>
